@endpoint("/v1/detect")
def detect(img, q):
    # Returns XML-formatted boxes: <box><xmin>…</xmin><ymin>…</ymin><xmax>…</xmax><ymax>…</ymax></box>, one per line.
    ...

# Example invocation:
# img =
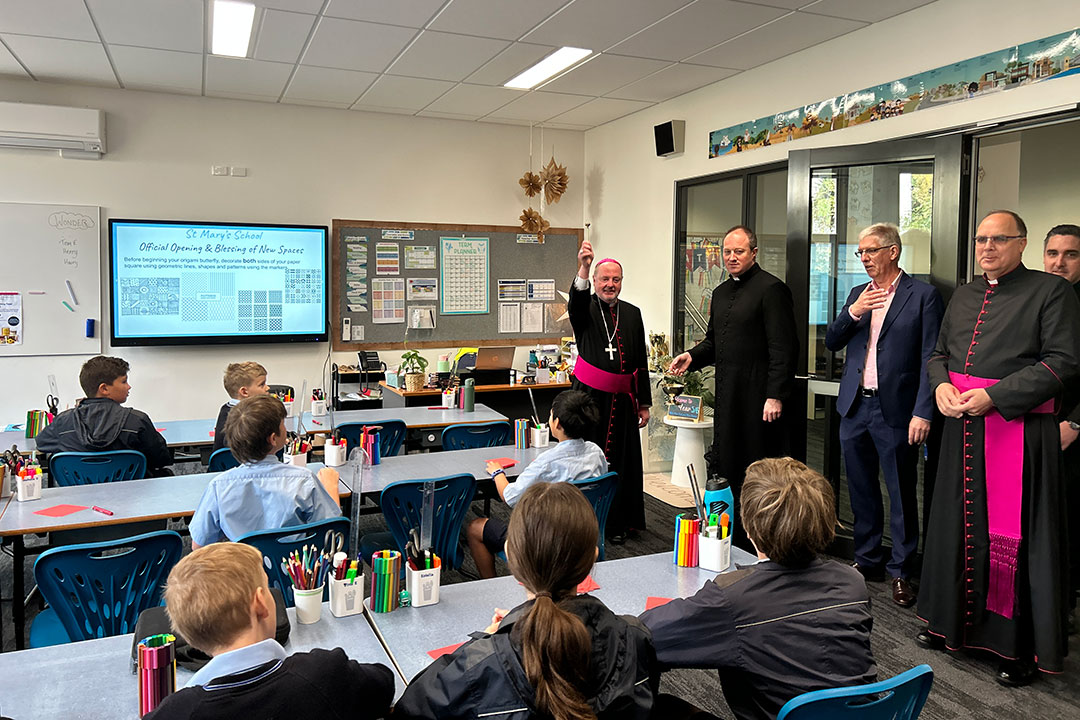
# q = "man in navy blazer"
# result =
<box><xmin>826</xmin><ymin>223</ymin><xmax>944</xmax><ymax>607</ymax></box>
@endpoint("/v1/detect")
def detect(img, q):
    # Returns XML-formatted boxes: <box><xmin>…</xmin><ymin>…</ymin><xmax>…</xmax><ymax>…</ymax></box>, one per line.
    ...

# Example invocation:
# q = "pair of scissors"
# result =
<box><xmin>3</xmin><ymin>447</ymin><xmax>23</xmax><ymax>473</ymax></box>
<box><xmin>46</xmin><ymin>394</ymin><xmax>59</xmax><ymax>415</ymax></box>
<box><xmin>322</xmin><ymin>529</ymin><xmax>345</xmax><ymax>556</ymax></box>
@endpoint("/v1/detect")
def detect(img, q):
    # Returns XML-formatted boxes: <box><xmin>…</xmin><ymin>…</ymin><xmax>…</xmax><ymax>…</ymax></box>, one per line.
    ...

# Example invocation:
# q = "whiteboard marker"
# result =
<box><xmin>65</xmin><ymin>280</ymin><xmax>79</xmax><ymax>305</ymax></box>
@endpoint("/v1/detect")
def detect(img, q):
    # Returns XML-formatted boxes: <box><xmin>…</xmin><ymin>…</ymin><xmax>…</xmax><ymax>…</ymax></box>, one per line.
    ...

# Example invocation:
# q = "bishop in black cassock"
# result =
<box><xmin>918</xmin><ymin>211</ymin><xmax>1080</xmax><ymax>681</ymax></box>
<box><xmin>672</xmin><ymin>228</ymin><xmax>798</xmax><ymax>548</ymax></box>
<box><xmin>569</xmin><ymin>243</ymin><xmax>651</xmax><ymax>539</ymax></box>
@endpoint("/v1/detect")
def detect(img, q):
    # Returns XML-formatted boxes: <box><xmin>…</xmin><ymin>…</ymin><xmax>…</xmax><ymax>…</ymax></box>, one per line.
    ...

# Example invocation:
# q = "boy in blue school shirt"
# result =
<box><xmin>145</xmin><ymin>542</ymin><xmax>394</xmax><ymax>720</ymax></box>
<box><xmin>212</xmin><ymin>361</ymin><xmax>269</xmax><ymax>452</ymax></box>
<box><xmin>466</xmin><ymin>389</ymin><xmax>608</xmax><ymax>578</ymax></box>
<box><xmin>190</xmin><ymin>394</ymin><xmax>340</xmax><ymax>549</ymax></box>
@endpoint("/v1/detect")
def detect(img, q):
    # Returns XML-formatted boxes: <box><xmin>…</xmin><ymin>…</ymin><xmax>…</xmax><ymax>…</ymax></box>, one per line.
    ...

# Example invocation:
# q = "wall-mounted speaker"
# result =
<box><xmin>654</xmin><ymin>120</ymin><xmax>685</xmax><ymax>157</ymax></box>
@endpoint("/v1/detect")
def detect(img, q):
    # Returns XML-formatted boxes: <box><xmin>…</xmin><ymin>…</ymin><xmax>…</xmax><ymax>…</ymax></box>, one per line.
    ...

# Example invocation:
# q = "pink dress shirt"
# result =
<box><xmin>850</xmin><ymin>271</ymin><xmax>902</xmax><ymax>390</ymax></box>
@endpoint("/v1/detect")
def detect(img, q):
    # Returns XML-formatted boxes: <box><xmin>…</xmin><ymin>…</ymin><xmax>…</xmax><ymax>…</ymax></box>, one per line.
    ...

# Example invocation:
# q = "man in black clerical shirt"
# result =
<box><xmin>669</xmin><ymin>226</ymin><xmax>798</xmax><ymax>549</ymax></box>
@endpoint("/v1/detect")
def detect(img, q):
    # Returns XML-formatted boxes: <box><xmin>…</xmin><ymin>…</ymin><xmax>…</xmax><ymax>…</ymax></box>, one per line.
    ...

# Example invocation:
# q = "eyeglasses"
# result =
<box><xmin>854</xmin><ymin>246</ymin><xmax>891</xmax><ymax>258</ymax></box>
<box><xmin>973</xmin><ymin>234</ymin><xmax>1025</xmax><ymax>246</ymax></box>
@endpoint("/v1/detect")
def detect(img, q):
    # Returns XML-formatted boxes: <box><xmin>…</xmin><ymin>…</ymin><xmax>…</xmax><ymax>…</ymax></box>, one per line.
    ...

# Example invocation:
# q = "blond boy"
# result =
<box><xmin>144</xmin><ymin>543</ymin><xmax>394</xmax><ymax>719</ymax></box>
<box><xmin>213</xmin><ymin>361</ymin><xmax>269</xmax><ymax>452</ymax></box>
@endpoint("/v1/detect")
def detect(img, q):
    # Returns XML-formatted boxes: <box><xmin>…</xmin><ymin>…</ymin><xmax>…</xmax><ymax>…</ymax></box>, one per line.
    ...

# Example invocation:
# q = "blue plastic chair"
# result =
<box><xmin>337</xmin><ymin>420</ymin><xmax>407</xmax><ymax>458</ymax></box>
<box><xmin>29</xmin><ymin>530</ymin><xmax>183</xmax><ymax>648</ymax></box>
<box><xmin>776</xmin><ymin>665</ymin><xmax>934</xmax><ymax>720</ymax></box>
<box><xmin>572</xmin><ymin>472</ymin><xmax>619</xmax><ymax>561</ymax></box>
<box><xmin>380</xmin><ymin>474</ymin><xmax>476</xmax><ymax>570</ymax></box>
<box><xmin>48</xmin><ymin>450</ymin><xmax>147</xmax><ymax>486</ymax></box>
<box><xmin>441</xmin><ymin>421</ymin><xmax>512</xmax><ymax>450</ymax></box>
<box><xmin>208</xmin><ymin>447</ymin><xmax>241</xmax><ymax>472</ymax></box>
<box><xmin>238</xmin><ymin>516</ymin><xmax>351</xmax><ymax>607</ymax></box>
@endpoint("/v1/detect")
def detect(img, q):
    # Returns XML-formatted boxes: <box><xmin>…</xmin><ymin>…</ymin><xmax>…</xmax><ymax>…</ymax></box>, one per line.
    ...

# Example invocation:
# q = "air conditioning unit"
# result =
<box><xmin>0</xmin><ymin>101</ymin><xmax>106</xmax><ymax>159</ymax></box>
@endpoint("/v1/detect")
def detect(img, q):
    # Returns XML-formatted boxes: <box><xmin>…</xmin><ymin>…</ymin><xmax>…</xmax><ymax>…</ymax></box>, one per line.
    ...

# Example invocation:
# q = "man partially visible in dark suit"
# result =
<box><xmin>826</xmin><ymin>223</ymin><xmax>944</xmax><ymax>607</ymax></box>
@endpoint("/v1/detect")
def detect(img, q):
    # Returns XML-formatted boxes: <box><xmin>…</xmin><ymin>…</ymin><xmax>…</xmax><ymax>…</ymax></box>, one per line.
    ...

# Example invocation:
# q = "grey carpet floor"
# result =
<box><xmin>3</xmin><ymin>473</ymin><xmax>1078</xmax><ymax>718</ymax></box>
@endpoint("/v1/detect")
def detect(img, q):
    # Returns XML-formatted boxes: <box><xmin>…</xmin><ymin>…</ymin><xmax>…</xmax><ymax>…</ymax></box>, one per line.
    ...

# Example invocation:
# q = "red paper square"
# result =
<box><xmin>577</xmin><ymin>575</ymin><xmax>600</xmax><ymax>593</ymax></box>
<box><xmin>33</xmin><ymin>504</ymin><xmax>89</xmax><ymax>518</ymax></box>
<box><xmin>427</xmin><ymin>641</ymin><xmax>465</xmax><ymax>660</ymax></box>
<box><xmin>487</xmin><ymin>457</ymin><xmax>517</xmax><ymax>469</ymax></box>
<box><xmin>645</xmin><ymin>596</ymin><xmax>673</xmax><ymax>611</ymax></box>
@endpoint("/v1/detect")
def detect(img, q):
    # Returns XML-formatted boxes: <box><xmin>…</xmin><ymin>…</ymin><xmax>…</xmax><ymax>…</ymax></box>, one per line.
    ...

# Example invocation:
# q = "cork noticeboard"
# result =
<box><xmin>331</xmin><ymin>220</ymin><xmax>583</xmax><ymax>351</ymax></box>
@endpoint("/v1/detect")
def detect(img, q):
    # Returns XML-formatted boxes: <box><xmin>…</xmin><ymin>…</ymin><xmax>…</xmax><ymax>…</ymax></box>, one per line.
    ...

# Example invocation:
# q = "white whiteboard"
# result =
<box><xmin>0</xmin><ymin>202</ymin><xmax>101</xmax><ymax>357</ymax></box>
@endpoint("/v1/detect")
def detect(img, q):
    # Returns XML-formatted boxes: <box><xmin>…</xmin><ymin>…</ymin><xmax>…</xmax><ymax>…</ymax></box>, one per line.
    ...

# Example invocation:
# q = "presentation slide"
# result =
<box><xmin>110</xmin><ymin>221</ymin><xmax>327</xmax><ymax>344</ymax></box>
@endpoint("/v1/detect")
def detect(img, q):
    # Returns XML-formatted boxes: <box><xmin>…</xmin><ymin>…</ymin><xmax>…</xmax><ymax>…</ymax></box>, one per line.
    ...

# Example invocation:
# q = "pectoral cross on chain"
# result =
<box><xmin>605</xmin><ymin>343</ymin><xmax>617</xmax><ymax>361</ymax></box>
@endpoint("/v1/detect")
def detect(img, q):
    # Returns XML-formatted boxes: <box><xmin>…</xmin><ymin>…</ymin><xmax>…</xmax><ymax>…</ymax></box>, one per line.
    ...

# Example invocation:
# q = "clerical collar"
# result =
<box><xmin>983</xmin><ymin>263</ymin><xmax>1026</xmax><ymax>286</ymax></box>
<box><xmin>730</xmin><ymin>263</ymin><xmax>759</xmax><ymax>282</ymax></box>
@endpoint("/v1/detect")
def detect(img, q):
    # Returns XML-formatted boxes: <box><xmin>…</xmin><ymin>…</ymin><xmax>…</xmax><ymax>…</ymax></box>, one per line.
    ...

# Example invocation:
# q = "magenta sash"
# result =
<box><xmin>573</xmin><ymin>356</ymin><xmax>639</xmax><ymax>411</ymax></box>
<box><xmin>949</xmin><ymin>371</ymin><xmax>1055</xmax><ymax>619</ymax></box>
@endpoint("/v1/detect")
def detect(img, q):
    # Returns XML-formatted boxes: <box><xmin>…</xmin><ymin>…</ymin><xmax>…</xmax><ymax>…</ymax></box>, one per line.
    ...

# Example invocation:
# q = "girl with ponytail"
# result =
<box><xmin>393</xmin><ymin>482</ymin><xmax>658</xmax><ymax>720</ymax></box>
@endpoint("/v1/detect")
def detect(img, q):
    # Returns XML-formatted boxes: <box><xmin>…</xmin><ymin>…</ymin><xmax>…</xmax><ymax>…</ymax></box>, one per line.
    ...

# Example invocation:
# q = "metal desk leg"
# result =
<box><xmin>12</xmin><ymin>534</ymin><xmax>24</xmax><ymax>650</ymax></box>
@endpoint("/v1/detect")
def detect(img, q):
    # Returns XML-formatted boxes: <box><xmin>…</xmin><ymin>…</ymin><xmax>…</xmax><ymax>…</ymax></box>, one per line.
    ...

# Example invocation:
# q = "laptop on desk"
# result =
<box><xmin>463</xmin><ymin>346</ymin><xmax>515</xmax><ymax>385</ymax></box>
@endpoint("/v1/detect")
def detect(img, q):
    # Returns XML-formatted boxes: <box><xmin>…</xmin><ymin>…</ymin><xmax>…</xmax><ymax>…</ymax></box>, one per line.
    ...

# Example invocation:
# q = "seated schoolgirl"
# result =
<box><xmin>392</xmin><ymin>482</ymin><xmax>659</xmax><ymax>720</ymax></box>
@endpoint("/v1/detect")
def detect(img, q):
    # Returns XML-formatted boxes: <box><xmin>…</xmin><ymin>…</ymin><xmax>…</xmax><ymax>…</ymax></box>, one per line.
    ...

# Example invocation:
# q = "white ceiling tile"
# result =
<box><xmin>548</xmin><ymin>97</ymin><xmax>652</xmax><ymax>126</ymax></box>
<box><xmin>111</xmin><ymin>46</ymin><xmax>202</xmax><ymax>92</ymax></box>
<box><xmin>608</xmin><ymin>0</ymin><xmax>787</xmax><ymax>62</ymax></box>
<box><xmin>286</xmin><ymin>65</ymin><xmax>376</xmax><ymax>104</ymax></box>
<box><xmin>355</xmin><ymin>75</ymin><xmax>454</xmax><ymax>111</ymax></box>
<box><xmin>303</xmin><ymin>16</ymin><xmax>415</xmax><ymax>72</ymax></box>
<box><xmin>87</xmin><ymin>0</ymin><xmax>204</xmax><ymax>53</ymax></box>
<box><xmin>539</xmin><ymin>54</ymin><xmax>670</xmax><ymax>96</ymax></box>
<box><xmin>430</xmin><ymin>0</ymin><xmax>567</xmax><ymax>41</ymax></box>
<box><xmin>523</xmin><ymin>0</ymin><xmax>692</xmax><ymax>51</ymax></box>
<box><xmin>486</xmin><ymin>90</ymin><xmax>591</xmax><ymax>122</ymax></box>
<box><xmin>0</xmin><ymin>42</ymin><xmax>30</xmax><ymax>78</ymax></box>
<box><xmin>607</xmin><ymin>62</ymin><xmax>737</xmax><ymax>102</ymax></box>
<box><xmin>254</xmin><ymin>10</ymin><xmax>316</xmax><ymax>63</ymax></box>
<box><xmin>687</xmin><ymin>11</ymin><xmax>865</xmax><ymax>70</ymax></box>
<box><xmin>424</xmin><ymin>83</ymin><xmax>524</xmax><ymax>115</ymax></box>
<box><xmin>466</xmin><ymin>42</ymin><xmax>555</xmax><ymax>85</ymax></box>
<box><xmin>205</xmin><ymin>55</ymin><xmax>292</xmax><ymax>98</ymax></box>
<box><xmin>1</xmin><ymin>35</ymin><xmax>117</xmax><ymax>86</ymax></box>
<box><xmin>388</xmin><ymin>31</ymin><xmax>508</xmax><ymax>82</ymax></box>
<box><xmin>254</xmin><ymin>0</ymin><xmax>325</xmax><ymax>12</ymax></box>
<box><xmin>802</xmin><ymin>0</ymin><xmax>938</xmax><ymax>23</ymax></box>
<box><xmin>0</xmin><ymin>0</ymin><xmax>98</xmax><ymax>41</ymax></box>
<box><xmin>324</xmin><ymin>0</ymin><xmax>444</xmax><ymax>27</ymax></box>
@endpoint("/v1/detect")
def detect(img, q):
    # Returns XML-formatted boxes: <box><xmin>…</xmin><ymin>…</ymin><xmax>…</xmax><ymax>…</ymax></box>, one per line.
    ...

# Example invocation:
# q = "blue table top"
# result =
<box><xmin>367</xmin><ymin>549</ymin><xmax>758</xmax><ymax>681</ymax></box>
<box><xmin>0</xmin><ymin>603</ymin><xmax>401</xmax><ymax>719</ymax></box>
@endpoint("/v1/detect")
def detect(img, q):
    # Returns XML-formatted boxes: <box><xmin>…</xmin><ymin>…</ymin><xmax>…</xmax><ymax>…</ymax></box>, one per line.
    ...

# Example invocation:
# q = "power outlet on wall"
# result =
<box><xmin>211</xmin><ymin>165</ymin><xmax>229</xmax><ymax>176</ymax></box>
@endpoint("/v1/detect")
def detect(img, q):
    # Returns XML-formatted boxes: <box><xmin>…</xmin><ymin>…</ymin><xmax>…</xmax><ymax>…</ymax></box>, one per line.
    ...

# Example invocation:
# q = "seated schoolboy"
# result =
<box><xmin>393</xmin><ymin>482</ymin><xmax>658</xmax><ymax>720</ymax></box>
<box><xmin>145</xmin><ymin>542</ymin><xmax>394</xmax><ymax>720</ymax></box>
<box><xmin>35</xmin><ymin>355</ymin><xmax>173</xmax><ymax>476</ymax></box>
<box><xmin>640</xmin><ymin>457</ymin><xmax>877</xmax><ymax>720</ymax></box>
<box><xmin>213</xmin><ymin>361</ymin><xmax>269</xmax><ymax>452</ymax></box>
<box><xmin>190</xmin><ymin>395</ymin><xmax>340</xmax><ymax>549</ymax></box>
<box><xmin>466</xmin><ymin>389</ymin><xmax>608</xmax><ymax>578</ymax></box>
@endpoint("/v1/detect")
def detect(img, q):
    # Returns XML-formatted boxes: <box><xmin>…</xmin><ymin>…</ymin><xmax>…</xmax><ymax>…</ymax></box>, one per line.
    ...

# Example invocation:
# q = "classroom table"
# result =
<box><xmin>366</xmin><ymin>549</ymin><xmax>758</xmax><ymax>682</ymax></box>
<box><xmin>0</xmin><ymin>602</ymin><xmax>403</xmax><ymax>719</ymax></box>
<box><xmin>0</xmin><ymin>466</ymin><xmax>347</xmax><ymax>651</ymax></box>
<box><xmin>359</xmin><ymin>445</ymin><xmax>547</xmax><ymax>498</ymax></box>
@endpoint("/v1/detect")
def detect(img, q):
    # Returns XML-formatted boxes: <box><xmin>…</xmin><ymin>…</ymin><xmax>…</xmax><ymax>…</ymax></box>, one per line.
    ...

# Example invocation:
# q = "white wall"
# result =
<box><xmin>0</xmin><ymin>78</ymin><xmax>583</xmax><ymax>421</ymax></box>
<box><xmin>584</xmin><ymin>0</ymin><xmax>1080</xmax><ymax>343</ymax></box>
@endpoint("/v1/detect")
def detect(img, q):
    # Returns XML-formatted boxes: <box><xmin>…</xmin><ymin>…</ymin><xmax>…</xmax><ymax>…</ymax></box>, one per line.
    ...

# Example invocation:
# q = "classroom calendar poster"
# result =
<box><xmin>440</xmin><ymin>237</ymin><xmax>489</xmax><ymax>315</ymax></box>
<box><xmin>0</xmin><ymin>292</ymin><xmax>23</xmax><ymax>345</ymax></box>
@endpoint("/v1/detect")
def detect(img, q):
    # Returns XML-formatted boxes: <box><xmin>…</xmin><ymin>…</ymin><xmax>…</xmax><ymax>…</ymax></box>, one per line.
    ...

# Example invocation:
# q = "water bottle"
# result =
<box><xmin>703</xmin><ymin>476</ymin><xmax>735</xmax><ymax>530</ymax></box>
<box><xmin>463</xmin><ymin>378</ymin><xmax>475</xmax><ymax>412</ymax></box>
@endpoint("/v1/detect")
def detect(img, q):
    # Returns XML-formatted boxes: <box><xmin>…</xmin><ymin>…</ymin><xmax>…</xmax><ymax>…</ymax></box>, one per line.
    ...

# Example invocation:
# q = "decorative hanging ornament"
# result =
<box><xmin>520</xmin><ymin>207</ymin><xmax>550</xmax><ymax>235</ymax></box>
<box><xmin>518</xmin><ymin>171</ymin><xmax>542</xmax><ymax>197</ymax></box>
<box><xmin>540</xmin><ymin>156</ymin><xmax>569</xmax><ymax>205</ymax></box>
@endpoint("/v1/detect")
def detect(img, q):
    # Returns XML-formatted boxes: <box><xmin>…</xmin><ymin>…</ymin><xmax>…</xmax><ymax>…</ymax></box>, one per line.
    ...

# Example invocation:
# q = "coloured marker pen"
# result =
<box><xmin>92</xmin><ymin>506</ymin><xmax>113</xmax><ymax>516</ymax></box>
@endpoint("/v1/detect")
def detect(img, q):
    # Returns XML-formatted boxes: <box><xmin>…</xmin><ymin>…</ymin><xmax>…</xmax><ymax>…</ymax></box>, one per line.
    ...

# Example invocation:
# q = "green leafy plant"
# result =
<box><xmin>400</xmin><ymin>349</ymin><xmax>429</xmax><ymax>375</ymax></box>
<box><xmin>656</xmin><ymin>355</ymin><xmax>715</xmax><ymax>408</ymax></box>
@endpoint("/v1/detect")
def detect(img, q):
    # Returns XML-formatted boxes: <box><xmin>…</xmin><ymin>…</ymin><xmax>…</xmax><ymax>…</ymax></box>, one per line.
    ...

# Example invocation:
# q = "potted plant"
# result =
<box><xmin>656</xmin><ymin>355</ymin><xmax>715</xmax><ymax>414</ymax></box>
<box><xmin>400</xmin><ymin>349</ymin><xmax>429</xmax><ymax>392</ymax></box>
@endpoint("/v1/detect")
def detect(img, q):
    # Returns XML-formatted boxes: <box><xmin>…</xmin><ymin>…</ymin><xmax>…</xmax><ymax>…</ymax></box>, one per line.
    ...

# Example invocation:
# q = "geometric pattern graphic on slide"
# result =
<box><xmin>119</xmin><ymin>277</ymin><xmax>180</xmax><ymax>316</ymax></box>
<box><xmin>285</xmin><ymin>268</ymin><xmax>322</xmax><ymax>304</ymax></box>
<box><xmin>238</xmin><ymin>289</ymin><xmax>283</xmax><ymax>333</ymax></box>
<box><xmin>181</xmin><ymin>272</ymin><xmax>235</xmax><ymax>323</ymax></box>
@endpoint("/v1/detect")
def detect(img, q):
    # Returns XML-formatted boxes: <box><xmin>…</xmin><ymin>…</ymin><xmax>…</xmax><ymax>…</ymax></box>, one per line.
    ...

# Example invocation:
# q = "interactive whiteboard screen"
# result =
<box><xmin>110</xmin><ymin>219</ymin><xmax>328</xmax><ymax>346</ymax></box>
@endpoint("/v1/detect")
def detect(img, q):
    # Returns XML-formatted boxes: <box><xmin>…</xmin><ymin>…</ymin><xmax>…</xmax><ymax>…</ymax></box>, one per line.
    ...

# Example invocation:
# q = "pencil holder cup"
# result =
<box><xmin>311</xmin><ymin>400</ymin><xmax>328</xmax><ymax>416</ymax></box>
<box><xmin>282</xmin><ymin>401</ymin><xmax>295</xmax><ymax>417</ymax></box>
<box><xmin>324</xmin><ymin>443</ymin><xmax>346</xmax><ymax>467</ymax></box>
<box><xmin>369</xmin><ymin>550</ymin><xmax>402</xmax><ymax>613</ymax></box>
<box><xmin>406</xmin><ymin>558</ymin><xmax>442</xmax><ymax>607</ymax></box>
<box><xmin>16</xmin><ymin>474</ymin><xmax>41</xmax><ymax>502</ymax></box>
<box><xmin>699</xmin><ymin>534</ymin><xmax>731</xmax><ymax>572</ymax></box>
<box><xmin>536</xmin><ymin>368</ymin><xmax>550</xmax><ymax>384</ymax></box>
<box><xmin>329</xmin><ymin>576</ymin><xmax>364</xmax><ymax>618</ymax></box>
<box><xmin>531</xmin><ymin>425</ymin><xmax>550</xmax><ymax>448</ymax></box>
<box><xmin>673</xmin><ymin>513</ymin><xmax>701</xmax><ymax>567</ymax></box>
<box><xmin>284</xmin><ymin>451</ymin><xmax>308</xmax><ymax>468</ymax></box>
<box><xmin>0</xmin><ymin>466</ymin><xmax>10</xmax><ymax>500</ymax></box>
<box><xmin>555</xmin><ymin>370</ymin><xmax>568</xmax><ymax>383</ymax></box>
<box><xmin>293</xmin><ymin>584</ymin><xmax>324</xmax><ymax>624</ymax></box>
<box><xmin>441</xmin><ymin>389</ymin><xmax>456</xmax><ymax>408</ymax></box>
<box><xmin>514</xmin><ymin>419</ymin><xmax>531</xmax><ymax>449</ymax></box>
<box><xmin>137</xmin><ymin>633</ymin><xmax>176</xmax><ymax>718</ymax></box>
